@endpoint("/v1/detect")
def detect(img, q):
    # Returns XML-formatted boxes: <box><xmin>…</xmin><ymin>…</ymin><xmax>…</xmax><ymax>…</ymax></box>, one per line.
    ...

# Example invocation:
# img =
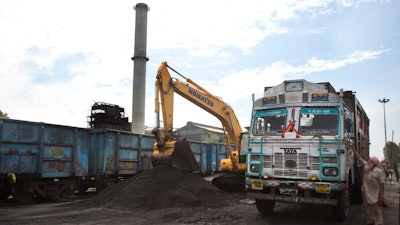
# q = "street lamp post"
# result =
<box><xmin>378</xmin><ymin>98</ymin><xmax>390</xmax><ymax>161</ymax></box>
<box><xmin>378</xmin><ymin>98</ymin><xmax>390</xmax><ymax>143</ymax></box>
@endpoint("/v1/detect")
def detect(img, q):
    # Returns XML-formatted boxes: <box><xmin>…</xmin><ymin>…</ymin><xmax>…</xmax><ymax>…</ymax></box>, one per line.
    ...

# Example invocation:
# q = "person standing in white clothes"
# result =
<box><xmin>353</xmin><ymin>149</ymin><xmax>386</xmax><ymax>225</ymax></box>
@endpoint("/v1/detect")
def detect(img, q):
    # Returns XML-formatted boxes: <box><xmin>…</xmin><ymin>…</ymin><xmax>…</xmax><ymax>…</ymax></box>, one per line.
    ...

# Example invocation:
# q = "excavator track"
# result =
<box><xmin>211</xmin><ymin>171</ymin><xmax>245</xmax><ymax>192</ymax></box>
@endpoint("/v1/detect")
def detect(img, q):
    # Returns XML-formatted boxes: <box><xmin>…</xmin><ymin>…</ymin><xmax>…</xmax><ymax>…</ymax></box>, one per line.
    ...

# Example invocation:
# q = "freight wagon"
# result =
<box><xmin>0</xmin><ymin>118</ymin><xmax>229</xmax><ymax>201</ymax></box>
<box><xmin>0</xmin><ymin>118</ymin><xmax>90</xmax><ymax>201</ymax></box>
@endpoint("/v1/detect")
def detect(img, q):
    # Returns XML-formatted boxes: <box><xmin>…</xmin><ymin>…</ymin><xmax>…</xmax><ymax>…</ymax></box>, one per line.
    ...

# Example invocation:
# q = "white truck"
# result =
<box><xmin>245</xmin><ymin>79</ymin><xmax>369</xmax><ymax>221</ymax></box>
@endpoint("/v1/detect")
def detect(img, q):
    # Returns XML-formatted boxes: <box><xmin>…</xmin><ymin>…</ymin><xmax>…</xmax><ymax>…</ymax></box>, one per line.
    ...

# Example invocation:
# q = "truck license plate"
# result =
<box><xmin>252</xmin><ymin>180</ymin><xmax>263</xmax><ymax>190</ymax></box>
<box><xmin>316</xmin><ymin>183</ymin><xmax>330</xmax><ymax>193</ymax></box>
<box><xmin>279</xmin><ymin>188</ymin><xmax>298</xmax><ymax>196</ymax></box>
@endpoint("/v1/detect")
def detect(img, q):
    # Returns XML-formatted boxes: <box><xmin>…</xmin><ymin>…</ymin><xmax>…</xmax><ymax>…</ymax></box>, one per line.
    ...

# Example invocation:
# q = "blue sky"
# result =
<box><xmin>0</xmin><ymin>0</ymin><xmax>399</xmax><ymax>160</ymax></box>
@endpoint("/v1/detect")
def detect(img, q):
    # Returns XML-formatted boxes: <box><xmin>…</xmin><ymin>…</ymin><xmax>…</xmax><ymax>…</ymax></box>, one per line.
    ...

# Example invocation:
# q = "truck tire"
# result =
<box><xmin>256</xmin><ymin>199</ymin><xmax>275</xmax><ymax>215</ymax></box>
<box><xmin>332</xmin><ymin>188</ymin><xmax>349</xmax><ymax>221</ymax></box>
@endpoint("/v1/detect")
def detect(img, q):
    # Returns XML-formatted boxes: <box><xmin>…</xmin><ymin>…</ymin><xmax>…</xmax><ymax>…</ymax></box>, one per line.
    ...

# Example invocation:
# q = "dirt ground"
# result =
<box><xmin>1</xmin><ymin>166</ymin><xmax>398</xmax><ymax>225</ymax></box>
<box><xmin>0</xmin><ymin>166</ymin><xmax>256</xmax><ymax>225</ymax></box>
<box><xmin>0</xmin><ymin>194</ymin><xmax>253</xmax><ymax>225</ymax></box>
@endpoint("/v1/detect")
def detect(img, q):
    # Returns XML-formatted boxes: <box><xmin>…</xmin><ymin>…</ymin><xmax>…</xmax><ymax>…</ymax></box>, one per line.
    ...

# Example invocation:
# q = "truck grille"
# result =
<box><xmin>273</xmin><ymin>153</ymin><xmax>309</xmax><ymax>178</ymax></box>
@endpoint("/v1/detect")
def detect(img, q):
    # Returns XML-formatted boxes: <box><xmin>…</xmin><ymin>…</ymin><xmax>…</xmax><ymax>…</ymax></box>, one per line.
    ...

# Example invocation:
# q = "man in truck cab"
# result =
<box><xmin>353</xmin><ymin>149</ymin><xmax>386</xmax><ymax>225</ymax></box>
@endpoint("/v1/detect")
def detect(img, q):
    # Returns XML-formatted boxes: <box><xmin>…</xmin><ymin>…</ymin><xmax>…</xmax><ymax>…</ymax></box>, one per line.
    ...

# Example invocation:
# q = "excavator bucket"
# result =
<box><xmin>152</xmin><ymin>137</ymin><xmax>200</xmax><ymax>172</ymax></box>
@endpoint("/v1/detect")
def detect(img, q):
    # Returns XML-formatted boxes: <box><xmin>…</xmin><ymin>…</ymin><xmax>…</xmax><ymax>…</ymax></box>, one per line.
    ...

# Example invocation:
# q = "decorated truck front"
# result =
<box><xmin>245</xmin><ymin>80</ymin><xmax>368</xmax><ymax>221</ymax></box>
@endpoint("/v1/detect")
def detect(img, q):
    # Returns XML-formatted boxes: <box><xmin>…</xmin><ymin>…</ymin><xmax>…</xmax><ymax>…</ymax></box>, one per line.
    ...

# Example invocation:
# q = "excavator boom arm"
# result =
<box><xmin>154</xmin><ymin>62</ymin><xmax>244</xmax><ymax>169</ymax></box>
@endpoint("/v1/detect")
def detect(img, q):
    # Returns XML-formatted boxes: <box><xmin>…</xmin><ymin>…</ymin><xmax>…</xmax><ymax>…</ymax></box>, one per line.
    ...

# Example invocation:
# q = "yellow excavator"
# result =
<box><xmin>152</xmin><ymin>62</ymin><xmax>247</xmax><ymax>192</ymax></box>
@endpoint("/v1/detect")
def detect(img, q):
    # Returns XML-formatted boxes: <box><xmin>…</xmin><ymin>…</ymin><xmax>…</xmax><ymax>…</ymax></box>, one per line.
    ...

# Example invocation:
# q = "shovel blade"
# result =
<box><xmin>152</xmin><ymin>137</ymin><xmax>200</xmax><ymax>172</ymax></box>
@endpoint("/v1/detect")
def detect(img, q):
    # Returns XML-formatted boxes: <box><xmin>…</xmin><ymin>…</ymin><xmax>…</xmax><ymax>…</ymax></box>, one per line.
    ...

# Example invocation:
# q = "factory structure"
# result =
<box><xmin>87</xmin><ymin>3</ymin><xmax>224</xmax><ymax>143</ymax></box>
<box><xmin>87</xmin><ymin>101</ymin><xmax>223</xmax><ymax>143</ymax></box>
<box><xmin>87</xmin><ymin>3</ymin><xmax>149</xmax><ymax>134</ymax></box>
<box><xmin>88</xmin><ymin>102</ymin><xmax>131</xmax><ymax>131</ymax></box>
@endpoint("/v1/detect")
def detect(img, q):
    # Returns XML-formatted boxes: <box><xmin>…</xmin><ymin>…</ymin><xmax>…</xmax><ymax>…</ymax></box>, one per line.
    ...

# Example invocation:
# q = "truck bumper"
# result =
<box><xmin>248</xmin><ymin>192</ymin><xmax>337</xmax><ymax>206</ymax></box>
<box><xmin>245</xmin><ymin>178</ymin><xmax>345</xmax><ymax>206</ymax></box>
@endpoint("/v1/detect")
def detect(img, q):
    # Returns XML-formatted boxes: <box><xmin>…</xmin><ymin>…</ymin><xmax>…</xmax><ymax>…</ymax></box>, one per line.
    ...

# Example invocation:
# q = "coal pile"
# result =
<box><xmin>79</xmin><ymin>165</ymin><xmax>230</xmax><ymax>210</ymax></box>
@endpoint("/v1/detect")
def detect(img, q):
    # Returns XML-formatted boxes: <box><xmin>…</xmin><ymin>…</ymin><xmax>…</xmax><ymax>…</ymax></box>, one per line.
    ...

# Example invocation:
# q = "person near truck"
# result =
<box><xmin>353</xmin><ymin>149</ymin><xmax>386</xmax><ymax>225</ymax></box>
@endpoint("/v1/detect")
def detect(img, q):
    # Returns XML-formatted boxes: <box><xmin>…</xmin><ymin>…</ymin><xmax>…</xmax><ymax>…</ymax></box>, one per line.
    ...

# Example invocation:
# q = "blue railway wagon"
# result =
<box><xmin>0</xmin><ymin>118</ymin><xmax>90</xmax><ymax>201</ymax></box>
<box><xmin>88</xmin><ymin>134</ymin><xmax>229</xmax><ymax>191</ymax></box>
<box><xmin>187</xmin><ymin>140</ymin><xmax>207</xmax><ymax>174</ymax></box>
<box><xmin>88</xmin><ymin>129</ymin><xmax>155</xmax><ymax>191</ymax></box>
<box><xmin>205</xmin><ymin>143</ymin><xmax>229</xmax><ymax>174</ymax></box>
<box><xmin>186</xmin><ymin>140</ymin><xmax>229</xmax><ymax>175</ymax></box>
<box><xmin>139</xmin><ymin>134</ymin><xmax>156</xmax><ymax>171</ymax></box>
<box><xmin>0</xmin><ymin>118</ymin><xmax>231</xmax><ymax>200</ymax></box>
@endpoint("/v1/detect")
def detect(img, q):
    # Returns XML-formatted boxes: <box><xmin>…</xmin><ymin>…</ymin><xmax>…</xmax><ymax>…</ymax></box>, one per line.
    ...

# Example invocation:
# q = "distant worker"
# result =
<box><xmin>353</xmin><ymin>149</ymin><xmax>386</xmax><ymax>225</ymax></box>
<box><xmin>394</xmin><ymin>164</ymin><xmax>399</xmax><ymax>182</ymax></box>
<box><xmin>387</xmin><ymin>165</ymin><xmax>394</xmax><ymax>185</ymax></box>
<box><xmin>383</xmin><ymin>164</ymin><xmax>389</xmax><ymax>184</ymax></box>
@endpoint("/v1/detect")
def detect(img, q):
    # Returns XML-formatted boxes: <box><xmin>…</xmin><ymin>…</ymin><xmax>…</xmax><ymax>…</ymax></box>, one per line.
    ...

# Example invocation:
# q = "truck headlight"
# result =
<box><xmin>262</xmin><ymin>173</ymin><xmax>269</xmax><ymax>179</ymax></box>
<box><xmin>250</xmin><ymin>164</ymin><xmax>260</xmax><ymax>173</ymax></box>
<box><xmin>310</xmin><ymin>173</ymin><xmax>318</xmax><ymax>181</ymax></box>
<box><xmin>323</xmin><ymin>167</ymin><xmax>338</xmax><ymax>176</ymax></box>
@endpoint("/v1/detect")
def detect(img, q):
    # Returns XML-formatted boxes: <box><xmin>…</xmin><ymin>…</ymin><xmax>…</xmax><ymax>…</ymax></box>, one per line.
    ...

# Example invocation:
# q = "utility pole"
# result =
<box><xmin>378</xmin><ymin>98</ymin><xmax>390</xmax><ymax>144</ymax></box>
<box><xmin>390</xmin><ymin>130</ymin><xmax>394</xmax><ymax>165</ymax></box>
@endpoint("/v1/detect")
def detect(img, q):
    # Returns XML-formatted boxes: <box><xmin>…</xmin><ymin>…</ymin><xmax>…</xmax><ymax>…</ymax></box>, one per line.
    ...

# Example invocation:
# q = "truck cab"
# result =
<box><xmin>245</xmin><ymin>80</ymin><xmax>369</xmax><ymax>221</ymax></box>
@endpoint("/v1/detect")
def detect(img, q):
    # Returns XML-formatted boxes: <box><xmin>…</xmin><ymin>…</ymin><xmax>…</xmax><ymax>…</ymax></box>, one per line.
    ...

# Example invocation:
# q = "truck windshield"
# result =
<box><xmin>299</xmin><ymin>107</ymin><xmax>338</xmax><ymax>135</ymax></box>
<box><xmin>253</xmin><ymin>109</ymin><xmax>286</xmax><ymax>135</ymax></box>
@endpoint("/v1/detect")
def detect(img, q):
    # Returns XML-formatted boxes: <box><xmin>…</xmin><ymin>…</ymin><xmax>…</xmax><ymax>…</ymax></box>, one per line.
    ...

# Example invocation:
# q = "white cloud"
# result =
<box><xmin>145</xmin><ymin>0</ymin><xmax>343</xmax><ymax>56</ymax></box>
<box><xmin>278</xmin><ymin>49</ymin><xmax>390</xmax><ymax>77</ymax></box>
<box><xmin>162</xmin><ymin>48</ymin><xmax>390</xmax><ymax>130</ymax></box>
<box><xmin>337</xmin><ymin>0</ymin><xmax>388</xmax><ymax>8</ymax></box>
<box><xmin>0</xmin><ymin>0</ymin><xmax>394</xmax><ymax>142</ymax></box>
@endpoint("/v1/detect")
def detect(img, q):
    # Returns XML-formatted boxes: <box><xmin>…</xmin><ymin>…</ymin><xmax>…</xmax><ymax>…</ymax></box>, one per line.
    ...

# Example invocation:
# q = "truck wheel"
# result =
<box><xmin>256</xmin><ymin>199</ymin><xmax>275</xmax><ymax>215</ymax></box>
<box><xmin>332</xmin><ymin>188</ymin><xmax>349</xmax><ymax>221</ymax></box>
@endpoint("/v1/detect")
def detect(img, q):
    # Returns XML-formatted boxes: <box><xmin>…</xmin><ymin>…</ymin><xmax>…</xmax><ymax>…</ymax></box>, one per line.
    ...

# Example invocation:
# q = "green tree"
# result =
<box><xmin>384</xmin><ymin>142</ymin><xmax>400</xmax><ymax>165</ymax></box>
<box><xmin>0</xmin><ymin>110</ymin><xmax>9</xmax><ymax>118</ymax></box>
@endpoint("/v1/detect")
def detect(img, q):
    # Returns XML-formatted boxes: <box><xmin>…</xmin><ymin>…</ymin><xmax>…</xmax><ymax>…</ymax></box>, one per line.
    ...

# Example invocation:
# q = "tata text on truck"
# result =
<box><xmin>245</xmin><ymin>79</ymin><xmax>369</xmax><ymax>221</ymax></box>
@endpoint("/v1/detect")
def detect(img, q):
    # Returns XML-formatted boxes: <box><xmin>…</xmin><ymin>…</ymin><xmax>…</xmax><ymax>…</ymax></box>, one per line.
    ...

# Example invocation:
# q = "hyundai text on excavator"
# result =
<box><xmin>151</xmin><ymin>62</ymin><xmax>247</xmax><ymax>192</ymax></box>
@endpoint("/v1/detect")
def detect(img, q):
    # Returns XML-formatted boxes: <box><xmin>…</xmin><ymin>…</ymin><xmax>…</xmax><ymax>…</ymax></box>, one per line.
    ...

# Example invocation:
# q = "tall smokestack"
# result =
<box><xmin>131</xmin><ymin>3</ymin><xmax>149</xmax><ymax>134</ymax></box>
